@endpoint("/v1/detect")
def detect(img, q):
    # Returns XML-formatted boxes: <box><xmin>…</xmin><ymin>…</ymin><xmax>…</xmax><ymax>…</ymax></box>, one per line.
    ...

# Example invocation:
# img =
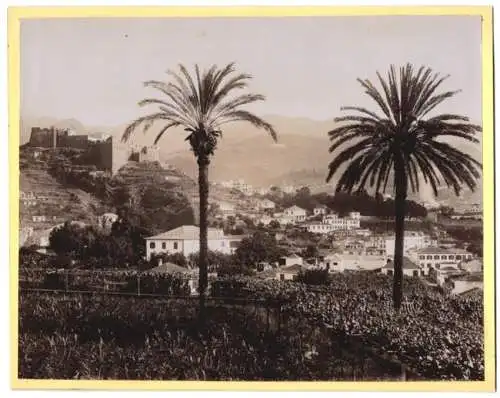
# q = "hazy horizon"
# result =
<box><xmin>21</xmin><ymin>15</ymin><xmax>482</xmax><ymax>127</ymax></box>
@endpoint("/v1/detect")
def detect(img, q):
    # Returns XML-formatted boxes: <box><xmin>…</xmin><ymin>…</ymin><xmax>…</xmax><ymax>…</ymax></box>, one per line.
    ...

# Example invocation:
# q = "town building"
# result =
<box><xmin>257</xmin><ymin>199</ymin><xmax>276</xmax><ymax>211</ymax></box>
<box><xmin>381</xmin><ymin>257</ymin><xmax>423</xmax><ymax>277</ymax></box>
<box><xmin>384</xmin><ymin>231</ymin><xmax>435</xmax><ymax>256</ymax></box>
<box><xmin>322</xmin><ymin>213</ymin><xmax>361</xmax><ymax>230</ymax></box>
<box><xmin>275</xmin><ymin>264</ymin><xmax>305</xmax><ymax>281</ymax></box>
<box><xmin>313</xmin><ymin>205</ymin><xmax>328</xmax><ymax>216</ymax></box>
<box><xmin>447</xmin><ymin>273</ymin><xmax>483</xmax><ymax>295</ymax></box>
<box><xmin>412</xmin><ymin>247</ymin><xmax>474</xmax><ymax>275</ymax></box>
<box><xmin>218</xmin><ymin>201</ymin><xmax>236</xmax><ymax>217</ymax></box>
<box><xmin>283</xmin><ymin>206</ymin><xmax>307</xmax><ymax>223</ymax></box>
<box><xmin>459</xmin><ymin>258</ymin><xmax>483</xmax><ymax>273</ymax></box>
<box><xmin>430</xmin><ymin>266</ymin><xmax>466</xmax><ymax>286</ymax></box>
<box><xmin>145</xmin><ymin>225</ymin><xmax>239</xmax><ymax>260</ymax></box>
<box><xmin>278</xmin><ymin>254</ymin><xmax>304</xmax><ymax>267</ymax></box>
<box><xmin>307</xmin><ymin>222</ymin><xmax>334</xmax><ymax>234</ymax></box>
<box><xmin>20</xmin><ymin>191</ymin><xmax>37</xmax><ymax>207</ymax></box>
<box><xmin>324</xmin><ymin>253</ymin><xmax>387</xmax><ymax>272</ymax></box>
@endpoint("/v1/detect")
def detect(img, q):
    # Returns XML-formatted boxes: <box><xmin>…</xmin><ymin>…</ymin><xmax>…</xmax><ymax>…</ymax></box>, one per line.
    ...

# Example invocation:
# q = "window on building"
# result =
<box><xmin>427</xmin><ymin>255</ymin><xmax>432</xmax><ymax>260</ymax></box>
<box><xmin>162</xmin><ymin>242</ymin><xmax>166</xmax><ymax>250</ymax></box>
<box><xmin>419</xmin><ymin>255</ymin><xmax>425</xmax><ymax>260</ymax></box>
<box><xmin>413</xmin><ymin>270</ymin><xmax>419</xmax><ymax>277</ymax></box>
<box><xmin>173</xmin><ymin>242</ymin><xmax>178</xmax><ymax>250</ymax></box>
<box><xmin>280</xmin><ymin>274</ymin><xmax>285</xmax><ymax>281</ymax></box>
<box><xmin>456</xmin><ymin>255</ymin><xmax>462</xmax><ymax>260</ymax></box>
<box><xmin>434</xmin><ymin>255</ymin><xmax>440</xmax><ymax>260</ymax></box>
<box><xmin>449</xmin><ymin>255</ymin><xmax>454</xmax><ymax>260</ymax></box>
<box><xmin>441</xmin><ymin>255</ymin><xmax>447</xmax><ymax>260</ymax></box>
<box><xmin>149</xmin><ymin>242</ymin><xmax>155</xmax><ymax>249</ymax></box>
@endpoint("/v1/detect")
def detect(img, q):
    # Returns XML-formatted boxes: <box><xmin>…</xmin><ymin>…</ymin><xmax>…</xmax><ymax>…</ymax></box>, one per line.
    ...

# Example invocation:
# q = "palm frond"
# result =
<box><xmin>214</xmin><ymin>110</ymin><xmax>277</xmax><ymax>142</ymax></box>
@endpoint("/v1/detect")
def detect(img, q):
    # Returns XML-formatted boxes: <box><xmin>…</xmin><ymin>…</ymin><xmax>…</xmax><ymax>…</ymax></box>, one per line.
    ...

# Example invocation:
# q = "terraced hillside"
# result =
<box><xmin>19</xmin><ymin>144</ymin><xmax>204</xmax><ymax>244</ymax></box>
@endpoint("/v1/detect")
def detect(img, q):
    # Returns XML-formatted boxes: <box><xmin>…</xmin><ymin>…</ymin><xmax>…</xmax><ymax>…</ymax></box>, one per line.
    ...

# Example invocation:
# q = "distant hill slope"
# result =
<box><xmin>21</xmin><ymin>113</ymin><xmax>483</xmax><ymax>209</ymax></box>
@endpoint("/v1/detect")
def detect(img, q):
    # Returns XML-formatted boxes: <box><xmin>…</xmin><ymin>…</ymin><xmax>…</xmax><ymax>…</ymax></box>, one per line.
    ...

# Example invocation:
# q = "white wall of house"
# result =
<box><xmin>146</xmin><ymin>238</ymin><xmax>232</xmax><ymax>260</ymax></box>
<box><xmin>275</xmin><ymin>271</ymin><xmax>298</xmax><ymax>281</ymax></box>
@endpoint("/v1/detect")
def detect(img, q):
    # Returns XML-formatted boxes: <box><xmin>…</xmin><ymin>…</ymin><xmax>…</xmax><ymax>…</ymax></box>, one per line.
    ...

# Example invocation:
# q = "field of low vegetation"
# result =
<box><xmin>18</xmin><ymin>272</ymin><xmax>483</xmax><ymax>381</ymax></box>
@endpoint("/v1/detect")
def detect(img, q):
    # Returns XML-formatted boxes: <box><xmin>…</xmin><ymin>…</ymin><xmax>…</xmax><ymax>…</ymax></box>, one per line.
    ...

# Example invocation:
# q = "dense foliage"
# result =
<box><xmin>19</xmin><ymin>292</ymin><xmax>411</xmax><ymax>381</ymax></box>
<box><xmin>209</xmin><ymin>273</ymin><xmax>483</xmax><ymax>380</ymax></box>
<box><xmin>48</xmin><ymin>219</ymin><xmax>151</xmax><ymax>269</ymax></box>
<box><xmin>18</xmin><ymin>271</ymin><xmax>483</xmax><ymax>380</ymax></box>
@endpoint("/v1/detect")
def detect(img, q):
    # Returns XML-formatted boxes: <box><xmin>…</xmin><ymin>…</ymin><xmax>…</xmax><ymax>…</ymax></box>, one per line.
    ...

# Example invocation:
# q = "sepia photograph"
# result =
<box><xmin>10</xmin><ymin>5</ymin><xmax>495</xmax><ymax>390</ymax></box>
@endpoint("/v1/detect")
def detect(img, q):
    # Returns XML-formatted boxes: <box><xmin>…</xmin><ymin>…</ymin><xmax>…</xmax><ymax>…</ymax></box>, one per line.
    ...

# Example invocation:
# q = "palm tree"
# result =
<box><xmin>326</xmin><ymin>63</ymin><xmax>481</xmax><ymax>310</ymax></box>
<box><xmin>122</xmin><ymin>63</ymin><xmax>277</xmax><ymax>322</ymax></box>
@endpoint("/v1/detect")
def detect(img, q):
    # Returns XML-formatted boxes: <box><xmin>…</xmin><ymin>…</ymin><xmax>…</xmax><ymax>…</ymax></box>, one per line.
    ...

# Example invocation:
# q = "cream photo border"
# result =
<box><xmin>7</xmin><ymin>5</ymin><xmax>495</xmax><ymax>392</ymax></box>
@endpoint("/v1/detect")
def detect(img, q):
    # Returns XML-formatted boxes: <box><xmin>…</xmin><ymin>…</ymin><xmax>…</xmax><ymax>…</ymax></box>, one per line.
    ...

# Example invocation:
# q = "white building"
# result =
<box><xmin>282</xmin><ymin>185</ymin><xmax>296</xmax><ymax>194</ymax></box>
<box><xmin>323</xmin><ymin>213</ymin><xmax>360</xmax><ymax>230</ymax></box>
<box><xmin>278</xmin><ymin>254</ymin><xmax>304</xmax><ymax>267</ymax></box>
<box><xmin>20</xmin><ymin>191</ymin><xmax>37</xmax><ymax>207</ymax></box>
<box><xmin>307</xmin><ymin>222</ymin><xmax>334</xmax><ymax>234</ymax></box>
<box><xmin>459</xmin><ymin>258</ymin><xmax>483</xmax><ymax>273</ymax></box>
<box><xmin>275</xmin><ymin>264</ymin><xmax>305</xmax><ymax>281</ymax></box>
<box><xmin>145</xmin><ymin>225</ymin><xmax>234</xmax><ymax>260</ymax></box>
<box><xmin>218</xmin><ymin>201</ymin><xmax>236</xmax><ymax>217</ymax></box>
<box><xmin>448</xmin><ymin>273</ymin><xmax>483</xmax><ymax>295</ymax></box>
<box><xmin>313</xmin><ymin>205</ymin><xmax>328</xmax><ymax>216</ymax></box>
<box><xmin>257</xmin><ymin>199</ymin><xmax>276</xmax><ymax>211</ymax></box>
<box><xmin>384</xmin><ymin>231</ymin><xmax>435</xmax><ymax>256</ymax></box>
<box><xmin>349</xmin><ymin>211</ymin><xmax>361</xmax><ymax>220</ymax></box>
<box><xmin>381</xmin><ymin>258</ymin><xmax>423</xmax><ymax>278</ymax></box>
<box><xmin>324</xmin><ymin>253</ymin><xmax>387</xmax><ymax>272</ymax></box>
<box><xmin>283</xmin><ymin>206</ymin><xmax>307</xmax><ymax>223</ymax></box>
<box><xmin>412</xmin><ymin>247</ymin><xmax>474</xmax><ymax>275</ymax></box>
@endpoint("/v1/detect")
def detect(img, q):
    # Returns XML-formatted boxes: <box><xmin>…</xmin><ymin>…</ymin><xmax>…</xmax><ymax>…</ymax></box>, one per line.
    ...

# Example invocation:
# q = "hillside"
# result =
<box><xmin>19</xmin><ymin>146</ymin><xmax>203</xmax><ymax>241</ymax></box>
<box><xmin>19</xmin><ymin>151</ymin><xmax>105</xmax><ymax>233</ymax></box>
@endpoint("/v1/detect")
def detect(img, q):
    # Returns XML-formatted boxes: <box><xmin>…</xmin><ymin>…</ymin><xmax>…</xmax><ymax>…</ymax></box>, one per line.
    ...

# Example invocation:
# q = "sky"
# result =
<box><xmin>21</xmin><ymin>15</ymin><xmax>482</xmax><ymax>127</ymax></box>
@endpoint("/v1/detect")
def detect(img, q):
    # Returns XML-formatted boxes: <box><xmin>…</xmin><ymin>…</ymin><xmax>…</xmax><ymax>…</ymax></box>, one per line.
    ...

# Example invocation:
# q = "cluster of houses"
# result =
<box><xmin>215</xmin><ymin>180</ymin><xmax>299</xmax><ymax>197</ymax></box>
<box><xmin>140</xmin><ymin>220</ymin><xmax>482</xmax><ymax>297</ymax></box>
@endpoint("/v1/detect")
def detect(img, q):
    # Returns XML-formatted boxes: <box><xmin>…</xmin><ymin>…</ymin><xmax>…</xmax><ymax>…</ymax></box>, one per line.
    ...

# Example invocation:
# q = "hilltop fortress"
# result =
<box><xmin>28</xmin><ymin>126</ymin><xmax>114</xmax><ymax>172</ymax></box>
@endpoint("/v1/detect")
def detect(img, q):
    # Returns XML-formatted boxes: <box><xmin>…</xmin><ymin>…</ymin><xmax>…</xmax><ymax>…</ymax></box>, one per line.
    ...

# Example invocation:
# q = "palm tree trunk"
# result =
<box><xmin>393</xmin><ymin>158</ymin><xmax>407</xmax><ymax>311</ymax></box>
<box><xmin>197</xmin><ymin>155</ymin><xmax>210</xmax><ymax>326</ymax></box>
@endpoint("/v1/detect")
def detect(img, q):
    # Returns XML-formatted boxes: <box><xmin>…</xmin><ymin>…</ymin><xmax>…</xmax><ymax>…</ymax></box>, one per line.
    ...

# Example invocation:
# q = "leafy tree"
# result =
<box><xmin>235</xmin><ymin>231</ymin><xmax>285</xmax><ymax>267</ymax></box>
<box><xmin>301</xmin><ymin>244</ymin><xmax>320</xmax><ymax>259</ymax></box>
<box><xmin>326</xmin><ymin>64</ymin><xmax>481</xmax><ymax>310</ymax></box>
<box><xmin>122</xmin><ymin>63</ymin><xmax>277</xmax><ymax>323</ymax></box>
<box><xmin>269</xmin><ymin>220</ymin><xmax>281</xmax><ymax>230</ymax></box>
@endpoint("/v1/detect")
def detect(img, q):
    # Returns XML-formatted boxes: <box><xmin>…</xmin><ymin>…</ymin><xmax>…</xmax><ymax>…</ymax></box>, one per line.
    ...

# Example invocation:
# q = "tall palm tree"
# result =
<box><xmin>122</xmin><ymin>63</ymin><xmax>277</xmax><ymax>322</ymax></box>
<box><xmin>326</xmin><ymin>63</ymin><xmax>481</xmax><ymax>310</ymax></box>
